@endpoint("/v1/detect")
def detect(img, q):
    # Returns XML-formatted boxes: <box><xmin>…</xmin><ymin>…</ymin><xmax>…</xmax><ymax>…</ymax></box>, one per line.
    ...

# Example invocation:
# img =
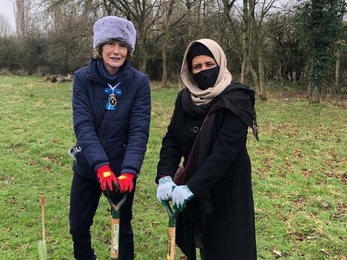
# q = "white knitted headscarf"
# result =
<box><xmin>180</xmin><ymin>39</ymin><xmax>233</xmax><ymax>105</ymax></box>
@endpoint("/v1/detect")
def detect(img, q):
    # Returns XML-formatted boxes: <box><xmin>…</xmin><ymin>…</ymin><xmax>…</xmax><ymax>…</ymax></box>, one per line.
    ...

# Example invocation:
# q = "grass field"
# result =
<box><xmin>0</xmin><ymin>76</ymin><xmax>346</xmax><ymax>259</ymax></box>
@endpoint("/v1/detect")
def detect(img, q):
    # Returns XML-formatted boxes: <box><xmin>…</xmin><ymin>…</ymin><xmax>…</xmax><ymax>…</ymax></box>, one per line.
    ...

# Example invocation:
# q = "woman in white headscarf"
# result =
<box><xmin>155</xmin><ymin>38</ymin><xmax>258</xmax><ymax>259</ymax></box>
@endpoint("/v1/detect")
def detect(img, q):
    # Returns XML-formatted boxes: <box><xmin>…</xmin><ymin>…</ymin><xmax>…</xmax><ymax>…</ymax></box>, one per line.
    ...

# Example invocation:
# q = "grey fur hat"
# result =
<box><xmin>93</xmin><ymin>16</ymin><xmax>136</xmax><ymax>52</ymax></box>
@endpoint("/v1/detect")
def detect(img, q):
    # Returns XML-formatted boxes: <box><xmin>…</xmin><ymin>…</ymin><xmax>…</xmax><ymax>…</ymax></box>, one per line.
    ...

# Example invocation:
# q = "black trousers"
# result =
<box><xmin>69</xmin><ymin>173</ymin><xmax>135</xmax><ymax>260</ymax></box>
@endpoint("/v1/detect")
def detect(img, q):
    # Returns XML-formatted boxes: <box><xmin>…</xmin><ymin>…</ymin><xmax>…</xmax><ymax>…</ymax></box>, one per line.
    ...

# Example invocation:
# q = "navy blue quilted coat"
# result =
<box><xmin>72</xmin><ymin>58</ymin><xmax>151</xmax><ymax>181</ymax></box>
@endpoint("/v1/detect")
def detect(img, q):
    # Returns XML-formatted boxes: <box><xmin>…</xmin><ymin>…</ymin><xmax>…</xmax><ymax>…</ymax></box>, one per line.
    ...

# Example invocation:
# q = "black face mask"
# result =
<box><xmin>192</xmin><ymin>66</ymin><xmax>220</xmax><ymax>90</ymax></box>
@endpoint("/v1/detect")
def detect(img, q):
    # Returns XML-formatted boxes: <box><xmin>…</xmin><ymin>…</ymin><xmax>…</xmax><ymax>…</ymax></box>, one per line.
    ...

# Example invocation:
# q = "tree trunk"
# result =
<box><xmin>161</xmin><ymin>43</ymin><xmax>168</xmax><ymax>88</ymax></box>
<box><xmin>15</xmin><ymin>0</ymin><xmax>28</xmax><ymax>37</ymax></box>
<box><xmin>249</xmin><ymin>64</ymin><xmax>258</xmax><ymax>91</ymax></box>
<box><xmin>161</xmin><ymin>13</ymin><xmax>169</xmax><ymax>88</ymax></box>
<box><xmin>240</xmin><ymin>0</ymin><xmax>250</xmax><ymax>84</ymax></box>
<box><xmin>186</xmin><ymin>0</ymin><xmax>193</xmax><ymax>42</ymax></box>
<box><xmin>258</xmin><ymin>47</ymin><xmax>267</xmax><ymax>100</ymax></box>
<box><xmin>310</xmin><ymin>86</ymin><xmax>321</xmax><ymax>103</ymax></box>
<box><xmin>334</xmin><ymin>50</ymin><xmax>340</xmax><ymax>95</ymax></box>
<box><xmin>137</xmin><ymin>27</ymin><xmax>147</xmax><ymax>73</ymax></box>
<box><xmin>309</xmin><ymin>59</ymin><xmax>322</xmax><ymax>103</ymax></box>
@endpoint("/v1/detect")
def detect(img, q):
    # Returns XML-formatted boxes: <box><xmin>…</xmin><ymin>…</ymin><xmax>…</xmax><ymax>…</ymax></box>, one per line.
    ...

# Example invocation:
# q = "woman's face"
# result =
<box><xmin>101</xmin><ymin>40</ymin><xmax>128</xmax><ymax>75</ymax></box>
<box><xmin>191</xmin><ymin>55</ymin><xmax>217</xmax><ymax>74</ymax></box>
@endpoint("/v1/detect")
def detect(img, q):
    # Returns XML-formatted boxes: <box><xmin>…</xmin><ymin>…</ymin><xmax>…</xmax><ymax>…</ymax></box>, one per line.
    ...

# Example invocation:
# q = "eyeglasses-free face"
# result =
<box><xmin>101</xmin><ymin>40</ymin><xmax>129</xmax><ymax>75</ymax></box>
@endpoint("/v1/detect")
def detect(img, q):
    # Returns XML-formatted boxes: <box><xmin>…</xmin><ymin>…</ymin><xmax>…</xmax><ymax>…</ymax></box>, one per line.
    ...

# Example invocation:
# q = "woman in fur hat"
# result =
<box><xmin>69</xmin><ymin>16</ymin><xmax>151</xmax><ymax>260</ymax></box>
<box><xmin>155</xmin><ymin>39</ymin><xmax>258</xmax><ymax>259</ymax></box>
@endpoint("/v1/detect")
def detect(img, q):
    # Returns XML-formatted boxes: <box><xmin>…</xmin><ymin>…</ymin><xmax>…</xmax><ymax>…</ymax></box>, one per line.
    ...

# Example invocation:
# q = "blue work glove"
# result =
<box><xmin>171</xmin><ymin>185</ymin><xmax>194</xmax><ymax>212</ymax></box>
<box><xmin>156</xmin><ymin>176</ymin><xmax>177</xmax><ymax>204</ymax></box>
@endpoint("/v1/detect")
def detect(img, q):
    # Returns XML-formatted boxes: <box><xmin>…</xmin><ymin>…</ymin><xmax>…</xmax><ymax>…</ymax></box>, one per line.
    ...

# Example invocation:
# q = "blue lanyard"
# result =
<box><xmin>105</xmin><ymin>82</ymin><xmax>122</xmax><ymax>110</ymax></box>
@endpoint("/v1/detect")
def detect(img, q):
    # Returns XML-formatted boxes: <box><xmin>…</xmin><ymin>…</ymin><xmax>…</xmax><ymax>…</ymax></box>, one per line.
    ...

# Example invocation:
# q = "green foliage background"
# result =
<box><xmin>0</xmin><ymin>76</ymin><xmax>346</xmax><ymax>259</ymax></box>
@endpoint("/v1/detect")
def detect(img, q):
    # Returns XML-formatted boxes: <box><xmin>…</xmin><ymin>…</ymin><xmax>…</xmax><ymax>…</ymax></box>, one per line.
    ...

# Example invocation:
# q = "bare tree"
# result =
<box><xmin>251</xmin><ymin>0</ymin><xmax>276</xmax><ymax>100</ymax></box>
<box><xmin>15</xmin><ymin>0</ymin><xmax>32</xmax><ymax>36</ymax></box>
<box><xmin>0</xmin><ymin>14</ymin><xmax>13</xmax><ymax>36</ymax></box>
<box><xmin>236</xmin><ymin>0</ymin><xmax>277</xmax><ymax>99</ymax></box>
<box><xmin>105</xmin><ymin>0</ymin><xmax>162</xmax><ymax>72</ymax></box>
<box><xmin>42</xmin><ymin>0</ymin><xmax>102</xmax><ymax>31</ymax></box>
<box><xmin>333</xmin><ymin>6</ymin><xmax>346</xmax><ymax>95</ymax></box>
<box><xmin>161</xmin><ymin>0</ymin><xmax>175</xmax><ymax>87</ymax></box>
<box><xmin>184</xmin><ymin>0</ymin><xmax>196</xmax><ymax>40</ymax></box>
<box><xmin>239</xmin><ymin>0</ymin><xmax>252</xmax><ymax>84</ymax></box>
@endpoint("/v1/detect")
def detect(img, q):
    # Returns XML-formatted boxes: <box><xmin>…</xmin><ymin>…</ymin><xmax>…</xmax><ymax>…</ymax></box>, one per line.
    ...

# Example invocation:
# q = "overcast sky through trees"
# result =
<box><xmin>0</xmin><ymin>0</ymin><xmax>15</xmax><ymax>29</ymax></box>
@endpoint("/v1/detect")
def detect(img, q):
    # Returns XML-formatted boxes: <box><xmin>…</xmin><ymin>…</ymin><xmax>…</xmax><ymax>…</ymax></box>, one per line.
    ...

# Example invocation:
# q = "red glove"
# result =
<box><xmin>97</xmin><ymin>165</ymin><xmax>119</xmax><ymax>196</ymax></box>
<box><xmin>117</xmin><ymin>173</ymin><xmax>135</xmax><ymax>193</ymax></box>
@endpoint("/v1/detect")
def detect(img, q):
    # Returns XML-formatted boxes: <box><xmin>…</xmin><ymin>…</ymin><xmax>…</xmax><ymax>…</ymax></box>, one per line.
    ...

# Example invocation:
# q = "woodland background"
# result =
<box><xmin>0</xmin><ymin>0</ymin><xmax>347</xmax><ymax>103</ymax></box>
<box><xmin>1</xmin><ymin>2</ymin><xmax>347</xmax><ymax>258</ymax></box>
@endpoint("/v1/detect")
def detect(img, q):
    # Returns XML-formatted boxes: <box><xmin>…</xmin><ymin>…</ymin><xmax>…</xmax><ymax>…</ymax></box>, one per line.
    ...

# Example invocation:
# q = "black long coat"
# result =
<box><xmin>157</xmin><ymin>84</ymin><xmax>257</xmax><ymax>260</ymax></box>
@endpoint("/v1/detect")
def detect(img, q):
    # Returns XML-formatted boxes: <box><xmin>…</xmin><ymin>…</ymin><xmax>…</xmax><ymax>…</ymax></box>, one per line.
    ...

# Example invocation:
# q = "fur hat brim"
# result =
<box><xmin>93</xmin><ymin>16</ymin><xmax>136</xmax><ymax>52</ymax></box>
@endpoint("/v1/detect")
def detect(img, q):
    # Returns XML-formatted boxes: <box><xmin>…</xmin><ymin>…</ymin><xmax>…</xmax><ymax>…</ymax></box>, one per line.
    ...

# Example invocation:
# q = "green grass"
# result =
<box><xmin>0</xmin><ymin>76</ymin><xmax>346</xmax><ymax>259</ymax></box>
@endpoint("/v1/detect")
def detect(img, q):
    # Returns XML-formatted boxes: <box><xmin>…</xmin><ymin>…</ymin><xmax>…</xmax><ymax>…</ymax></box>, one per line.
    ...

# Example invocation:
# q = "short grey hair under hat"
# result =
<box><xmin>93</xmin><ymin>16</ymin><xmax>136</xmax><ymax>52</ymax></box>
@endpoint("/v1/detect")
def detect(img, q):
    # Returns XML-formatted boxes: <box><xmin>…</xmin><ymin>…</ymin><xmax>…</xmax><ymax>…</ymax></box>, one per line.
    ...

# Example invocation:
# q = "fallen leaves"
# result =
<box><xmin>273</xmin><ymin>249</ymin><xmax>282</xmax><ymax>258</ymax></box>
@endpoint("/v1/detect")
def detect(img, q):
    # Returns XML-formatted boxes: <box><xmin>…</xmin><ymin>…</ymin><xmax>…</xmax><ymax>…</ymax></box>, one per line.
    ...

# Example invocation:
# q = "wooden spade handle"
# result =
<box><xmin>167</xmin><ymin>226</ymin><xmax>176</xmax><ymax>260</ymax></box>
<box><xmin>164</xmin><ymin>202</ymin><xmax>178</xmax><ymax>260</ymax></box>
<box><xmin>40</xmin><ymin>197</ymin><xmax>46</xmax><ymax>241</ymax></box>
<box><xmin>110</xmin><ymin>218</ymin><xmax>120</xmax><ymax>259</ymax></box>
